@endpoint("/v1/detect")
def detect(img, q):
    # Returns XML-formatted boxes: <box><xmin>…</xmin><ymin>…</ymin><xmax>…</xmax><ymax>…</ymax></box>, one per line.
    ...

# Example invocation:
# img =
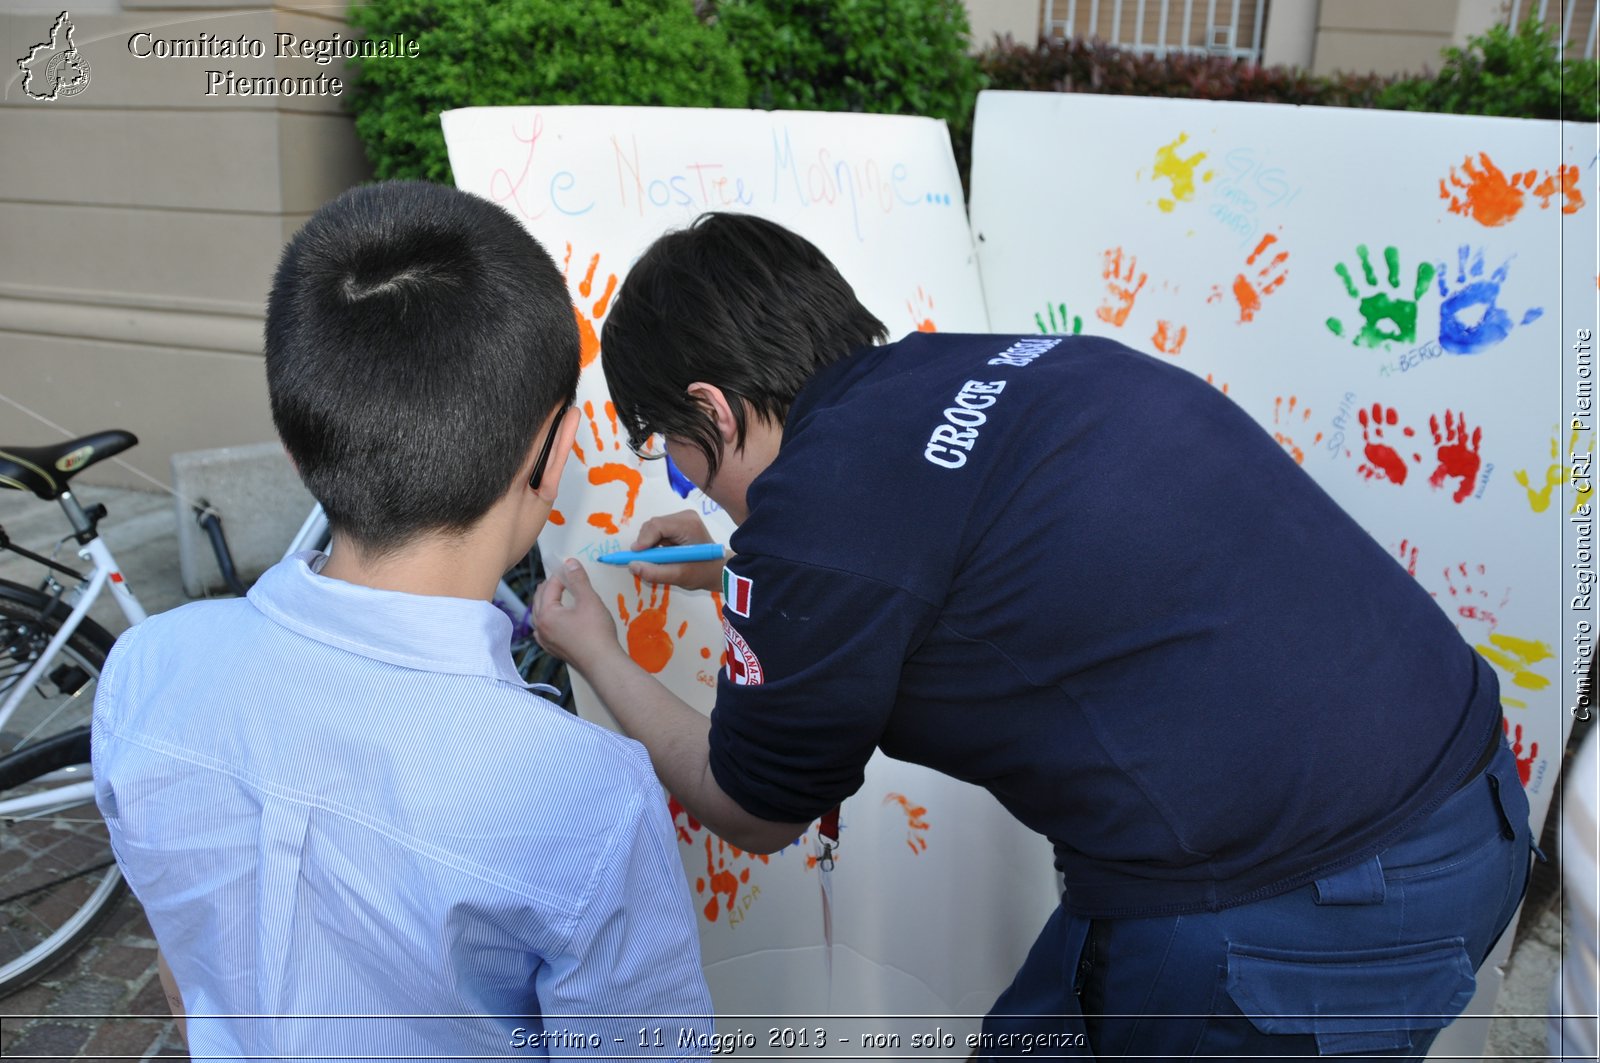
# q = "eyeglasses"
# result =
<box><xmin>527</xmin><ymin>403</ymin><xmax>572</xmax><ymax>491</ymax></box>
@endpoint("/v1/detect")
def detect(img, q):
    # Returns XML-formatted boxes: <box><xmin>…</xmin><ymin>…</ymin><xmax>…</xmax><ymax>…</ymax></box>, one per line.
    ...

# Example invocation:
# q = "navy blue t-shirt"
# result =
<box><xmin>708</xmin><ymin>332</ymin><xmax>1500</xmax><ymax>918</ymax></box>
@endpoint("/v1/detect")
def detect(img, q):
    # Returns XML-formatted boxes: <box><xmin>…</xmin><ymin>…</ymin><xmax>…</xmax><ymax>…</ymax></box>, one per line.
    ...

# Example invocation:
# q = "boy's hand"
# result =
<box><xmin>533</xmin><ymin>560</ymin><xmax>625</xmax><ymax>675</ymax></box>
<box><xmin>630</xmin><ymin>510</ymin><xmax>725</xmax><ymax>592</ymax></box>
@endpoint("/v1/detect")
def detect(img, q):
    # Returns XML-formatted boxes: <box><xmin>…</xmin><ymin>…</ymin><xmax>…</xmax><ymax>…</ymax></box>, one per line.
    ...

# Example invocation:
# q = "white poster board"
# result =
<box><xmin>443</xmin><ymin>106</ymin><xmax>1057</xmax><ymax>1032</ymax></box>
<box><xmin>969</xmin><ymin>89</ymin><xmax>1598</xmax><ymax>1051</ymax></box>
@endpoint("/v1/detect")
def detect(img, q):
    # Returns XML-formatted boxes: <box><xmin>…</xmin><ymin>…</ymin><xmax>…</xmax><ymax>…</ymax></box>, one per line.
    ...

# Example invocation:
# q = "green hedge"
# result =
<box><xmin>345</xmin><ymin>0</ymin><xmax>748</xmax><ymax>183</ymax></box>
<box><xmin>716</xmin><ymin>0</ymin><xmax>982</xmax><ymax>145</ymax></box>
<box><xmin>977</xmin><ymin>16</ymin><xmax>1598</xmax><ymax>122</ymax></box>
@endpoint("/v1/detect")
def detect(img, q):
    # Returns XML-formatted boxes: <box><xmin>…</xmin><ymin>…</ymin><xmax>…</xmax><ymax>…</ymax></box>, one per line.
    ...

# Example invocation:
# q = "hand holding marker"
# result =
<box><xmin>594</xmin><ymin>510</ymin><xmax>728</xmax><ymax>592</ymax></box>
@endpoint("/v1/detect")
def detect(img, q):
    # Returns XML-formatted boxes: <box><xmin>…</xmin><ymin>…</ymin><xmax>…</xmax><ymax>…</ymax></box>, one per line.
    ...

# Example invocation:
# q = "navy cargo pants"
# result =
<box><xmin>979</xmin><ymin>735</ymin><xmax>1534</xmax><ymax>1059</ymax></box>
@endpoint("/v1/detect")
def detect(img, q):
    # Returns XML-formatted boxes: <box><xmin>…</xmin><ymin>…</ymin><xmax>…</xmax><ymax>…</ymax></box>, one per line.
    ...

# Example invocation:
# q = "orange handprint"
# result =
<box><xmin>564</xmin><ymin>244</ymin><xmax>618</xmax><ymax>369</ymax></box>
<box><xmin>668</xmin><ymin>794</ymin><xmax>702</xmax><ymax>846</ymax></box>
<box><xmin>1440</xmin><ymin>154</ymin><xmax>1539</xmax><ymax>227</ymax></box>
<box><xmin>565</xmin><ymin>399</ymin><xmax>643</xmax><ymax>535</ymax></box>
<box><xmin>907</xmin><ymin>286</ymin><xmax>937</xmax><ymax>333</ymax></box>
<box><xmin>697</xmin><ymin>834</ymin><xmax>769</xmax><ymax>923</ymax></box>
<box><xmin>1151</xmin><ymin>320</ymin><xmax>1188</xmax><ymax>355</ymax></box>
<box><xmin>617</xmin><ymin>575</ymin><xmax>685</xmax><ymax>674</ymax></box>
<box><xmin>1355</xmin><ymin>404</ymin><xmax>1417</xmax><ymax>486</ymax></box>
<box><xmin>883</xmin><ymin>792</ymin><xmax>930</xmax><ymax>855</ymax></box>
<box><xmin>1503</xmin><ymin>719</ymin><xmax>1538</xmax><ymax>787</ymax></box>
<box><xmin>1533</xmin><ymin>164</ymin><xmax>1586</xmax><ymax>215</ymax></box>
<box><xmin>1270</xmin><ymin>395</ymin><xmax>1322</xmax><ymax>465</ymax></box>
<box><xmin>1427</xmin><ymin>410</ymin><xmax>1483</xmax><ymax>504</ymax></box>
<box><xmin>1210</xmin><ymin>233</ymin><xmax>1289</xmax><ymax>324</ymax></box>
<box><xmin>1096</xmin><ymin>247</ymin><xmax>1147</xmax><ymax>327</ymax></box>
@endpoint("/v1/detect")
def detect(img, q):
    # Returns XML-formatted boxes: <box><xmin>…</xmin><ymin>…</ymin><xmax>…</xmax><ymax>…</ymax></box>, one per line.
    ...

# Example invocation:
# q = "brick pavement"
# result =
<box><xmin>0</xmin><ymin>899</ymin><xmax>186</xmax><ymax>1061</ymax></box>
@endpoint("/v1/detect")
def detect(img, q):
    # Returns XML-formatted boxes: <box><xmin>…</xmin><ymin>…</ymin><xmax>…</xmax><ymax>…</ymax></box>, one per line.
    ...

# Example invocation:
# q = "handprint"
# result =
<box><xmin>1436</xmin><ymin>246</ymin><xmax>1543</xmax><ymax>355</ymax></box>
<box><xmin>1151</xmin><ymin>320</ymin><xmax>1188</xmax><ymax>355</ymax></box>
<box><xmin>1210</xmin><ymin>233</ymin><xmax>1290</xmax><ymax>324</ymax></box>
<box><xmin>557</xmin><ymin>399</ymin><xmax>643</xmax><ymax>535</ymax></box>
<box><xmin>1355</xmin><ymin>403</ymin><xmax>1417</xmax><ymax>486</ymax></box>
<box><xmin>1270</xmin><ymin>395</ymin><xmax>1322</xmax><ymax>465</ymax></box>
<box><xmin>563</xmin><ymin>245</ymin><xmax>617</xmax><ymax>369</ymax></box>
<box><xmin>1515</xmin><ymin>426</ymin><xmax>1594</xmax><ymax>514</ymax></box>
<box><xmin>1394</xmin><ymin>538</ymin><xmax>1420</xmax><ymax>576</ymax></box>
<box><xmin>1533</xmin><ymin>164</ymin><xmax>1587</xmax><ymax>215</ymax></box>
<box><xmin>883</xmin><ymin>793</ymin><xmax>930</xmax><ymax>855</ymax></box>
<box><xmin>1427</xmin><ymin>410</ymin><xmax>1483</xmax><ymax>503</ymax></box>
<box><xmin>1096</xmin><ymin>247</ymin><xmax>1147</xmax><ymax>327</ymax></box>
<box><xmin>907</xmin><ymin>286</ymin><xmax>937</xmax><ymax>333</ymax></box>
<box><xmin>617</xmin><ymin>575</ymin><xmax>685</xmax><ymax>673</ymax></box>
<box><xmin>1442</xmin><ymin>562</ymin><xmax>1509</xmax><ymax>631</ymax></box>
<box><xmin>1035</xmin><ymin>301</ymin><xmax>1083</xmax><ymax>335</ymax></box>
<box><xmin>1440</xmin><ymin>154</ymin><xmax>1539</xmax><ymax>227</ymax></box>
<box><xmin>1478</xmin><ymin>633</ymin><xmax>1554</xmax><ymax>693</ymax></box>
<box><xmin>1503</xmin><ymin>719</ymin><xmax>1539</xmax><ymax>787</ymax></box>
<box><xmin>1151</xmin><ymin>132</ymin><xmax>1213</xmax><ymax>213</ymax></box>
<box><xmin>1326</xmin><ymin>245</ymin><xmax>1435</xmax><ymax>348</ymax></box>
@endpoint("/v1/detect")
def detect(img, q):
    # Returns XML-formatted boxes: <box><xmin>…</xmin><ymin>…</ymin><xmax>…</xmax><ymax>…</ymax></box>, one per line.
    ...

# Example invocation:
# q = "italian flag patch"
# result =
<box><xmin>722</xmin><ymin>566</ymin><xmax>753</xmax><ymax>617</ymax></box>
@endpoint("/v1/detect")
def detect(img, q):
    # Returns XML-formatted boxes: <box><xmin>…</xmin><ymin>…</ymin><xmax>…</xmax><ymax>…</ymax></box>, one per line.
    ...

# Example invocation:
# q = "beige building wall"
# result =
<box><xmin>0</xmin><ymin>0</ymin><xmax>371</xmax><ymax>490</ymax></box>
<box><xmin>966</xmin><ymin>0</ymin><xmax>1043</xmax><ymax>49</ymax></box>
<box><xmin>1313</xmin><ymin>0</ymin><xmax>1598</xmax><ymax>75</ymax></box>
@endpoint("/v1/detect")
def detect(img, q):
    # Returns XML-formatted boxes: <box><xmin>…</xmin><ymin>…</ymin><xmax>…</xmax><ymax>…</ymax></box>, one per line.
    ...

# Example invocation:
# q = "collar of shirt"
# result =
<box><xmin>246</xmin><ymin>551</ymin><xmax>554</xmax><ymax>694</ymax></box>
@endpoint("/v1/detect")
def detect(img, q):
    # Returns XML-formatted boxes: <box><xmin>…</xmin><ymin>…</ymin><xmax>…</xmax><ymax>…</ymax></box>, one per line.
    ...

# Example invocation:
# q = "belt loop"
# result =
<box><xmin>1313</xmin><ymin>855</ymin><xmax>1387</xmax><ymax>906</ymax></box>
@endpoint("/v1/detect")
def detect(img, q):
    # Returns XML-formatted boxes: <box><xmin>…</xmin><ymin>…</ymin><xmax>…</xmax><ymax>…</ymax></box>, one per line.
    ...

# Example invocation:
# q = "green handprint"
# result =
<box><xmin>1325</xmin><ymin>245</ymin><xmax>1436</xmax><ymax>349</ymax></box>
<box><xmin>1035</xmin><ymin>301</ymin><xmax>1083</xmax><ymax>335</ymax></box>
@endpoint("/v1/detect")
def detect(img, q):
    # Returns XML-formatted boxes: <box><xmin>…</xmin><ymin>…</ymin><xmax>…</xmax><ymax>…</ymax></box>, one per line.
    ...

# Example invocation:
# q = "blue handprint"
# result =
<box><xmin>1437</xmin><ymin>246</ymin><xmax>1543</xmax><ymax>355</ymax></box>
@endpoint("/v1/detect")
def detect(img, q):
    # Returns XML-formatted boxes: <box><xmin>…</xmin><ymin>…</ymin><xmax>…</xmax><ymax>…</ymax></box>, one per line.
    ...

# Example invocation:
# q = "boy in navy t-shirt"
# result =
<box><xmin>534</xmin><ymin>212</ymin><xmax>1533</xmax><ymax>1059</ymax></box>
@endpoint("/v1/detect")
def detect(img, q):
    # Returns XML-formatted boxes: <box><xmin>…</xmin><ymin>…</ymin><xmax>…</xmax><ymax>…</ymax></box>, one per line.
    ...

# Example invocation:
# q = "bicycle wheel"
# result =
<box><xmin>0</xmin><ymin>726</ymin><xmax>125</xmax><ymax>997</ymax></box>
<box><xmin>0</xmin><ymin>578</ymin><xmax>118</xmax><ymax>753</ymax></box>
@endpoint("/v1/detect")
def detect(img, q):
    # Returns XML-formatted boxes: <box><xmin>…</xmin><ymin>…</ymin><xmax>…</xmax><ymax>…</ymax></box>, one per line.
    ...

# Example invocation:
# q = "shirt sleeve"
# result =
<box><xmin>537</xmin><ymin>775</ymin><xmax>713</xmax><ymax>1058</ymax></box>
<box><xmin>708</xmin><ymin>553</ymin><xmax>938</xmax><ymax>824</ymax></box>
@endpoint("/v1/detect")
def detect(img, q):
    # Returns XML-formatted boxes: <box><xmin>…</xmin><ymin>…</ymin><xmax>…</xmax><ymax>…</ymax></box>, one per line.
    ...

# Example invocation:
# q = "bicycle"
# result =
<box><xmin>0</xmin><ymin>429</ymin><xmax>146</xmax><ymax>995</ymax></box>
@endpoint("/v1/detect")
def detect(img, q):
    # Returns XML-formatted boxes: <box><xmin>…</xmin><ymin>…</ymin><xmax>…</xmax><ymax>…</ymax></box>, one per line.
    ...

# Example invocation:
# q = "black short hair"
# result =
<box><xmin>600</xmin><ymin>213</ymin><xmax>885</xmax><ymax>479</ymax></box>
<box><xmin>266</xmin><ymin>181</ymin><xmax>579</xmax><ymax>555</ymax></box>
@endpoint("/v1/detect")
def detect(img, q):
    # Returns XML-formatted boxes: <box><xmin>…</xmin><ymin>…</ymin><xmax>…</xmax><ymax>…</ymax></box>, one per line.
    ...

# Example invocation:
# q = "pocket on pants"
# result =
<box><xmin>1222</xmin><ymin>937</ymin><xmax>1477</xmax><ymax>1055</ymax></box>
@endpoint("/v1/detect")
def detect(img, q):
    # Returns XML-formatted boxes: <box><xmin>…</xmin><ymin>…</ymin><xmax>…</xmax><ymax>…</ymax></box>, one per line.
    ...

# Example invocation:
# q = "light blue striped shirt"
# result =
<box><xmin>93</xmin><ymin>552</ymin><xmax>712</xmax><ymax>1060</ymax></box>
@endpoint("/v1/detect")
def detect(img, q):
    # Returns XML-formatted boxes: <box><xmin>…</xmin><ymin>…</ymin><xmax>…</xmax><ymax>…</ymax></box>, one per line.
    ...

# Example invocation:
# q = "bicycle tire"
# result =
<box><xmin>0</xmin><ymin>577</ymin><xmax>118</xmax><ymax>753</ymax></box>
<box><xmin>0</xmin><ymin>725</ymin><xmax>126</xmax><ymax>997</ymax></box>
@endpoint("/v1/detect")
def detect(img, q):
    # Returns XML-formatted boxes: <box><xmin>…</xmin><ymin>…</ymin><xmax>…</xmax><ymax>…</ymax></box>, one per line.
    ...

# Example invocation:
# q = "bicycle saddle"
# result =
<box><xmin>0</xmin><ymin>430</ymin><xmax>138</xmax><ymax>500</ymax></box>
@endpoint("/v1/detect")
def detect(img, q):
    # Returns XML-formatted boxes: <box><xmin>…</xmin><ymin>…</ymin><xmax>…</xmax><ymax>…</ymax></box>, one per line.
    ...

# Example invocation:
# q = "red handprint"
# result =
<box><xmin>1443</xmin><ymin>562</ymin><xmax>1509</xmax><ymax>630</ymax></box>
<box><xmin>1428</xmin><ymin>410</ymin><xmax>1483</xmax><ymax>504</ymax></box>
<box><xmin>1356</xmin><ymin>404</ymin><xmax>1417</xmax><ymax>486</ymax></box>
<box><xmin>1503</xmin><ymin>719</ymin><xmax>1538</xmax><ymax>787</ymax></box>
<box><xmin>1394</xmin><ymin>538</ymin><xmax>1420</xmax><ymax>576</ymax></box>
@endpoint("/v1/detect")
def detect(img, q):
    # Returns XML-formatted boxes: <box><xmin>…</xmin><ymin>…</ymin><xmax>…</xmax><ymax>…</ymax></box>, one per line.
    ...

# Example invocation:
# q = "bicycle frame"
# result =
<box><xmin>0</xmin><ymin>491</ymin><xmax>147</xmax><ymax>743</ymax></box>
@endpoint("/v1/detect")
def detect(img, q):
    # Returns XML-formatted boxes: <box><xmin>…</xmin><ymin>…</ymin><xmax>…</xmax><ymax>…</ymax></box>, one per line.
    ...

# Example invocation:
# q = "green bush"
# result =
<box><xmin>715</xmin><ymin>0</ymin><xmax>983</xmax><ymax>146</ymax></box>
<box><xmin>1378</xmin><ymin>17</ymin><xmax>1599</xmax><ymax>122</ymax></box>
<box><xmin>346</xmin><ymin>0</ymin><xmax>749</xmax><ymax>183</ymax></box>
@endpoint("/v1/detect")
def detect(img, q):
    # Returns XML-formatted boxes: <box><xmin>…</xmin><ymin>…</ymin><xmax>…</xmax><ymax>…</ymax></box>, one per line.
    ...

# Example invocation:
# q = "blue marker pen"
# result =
<box><xmin>595</xmin><ymin>544</ymin><xmax>728</xmax><ymax>566</ymax></box>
